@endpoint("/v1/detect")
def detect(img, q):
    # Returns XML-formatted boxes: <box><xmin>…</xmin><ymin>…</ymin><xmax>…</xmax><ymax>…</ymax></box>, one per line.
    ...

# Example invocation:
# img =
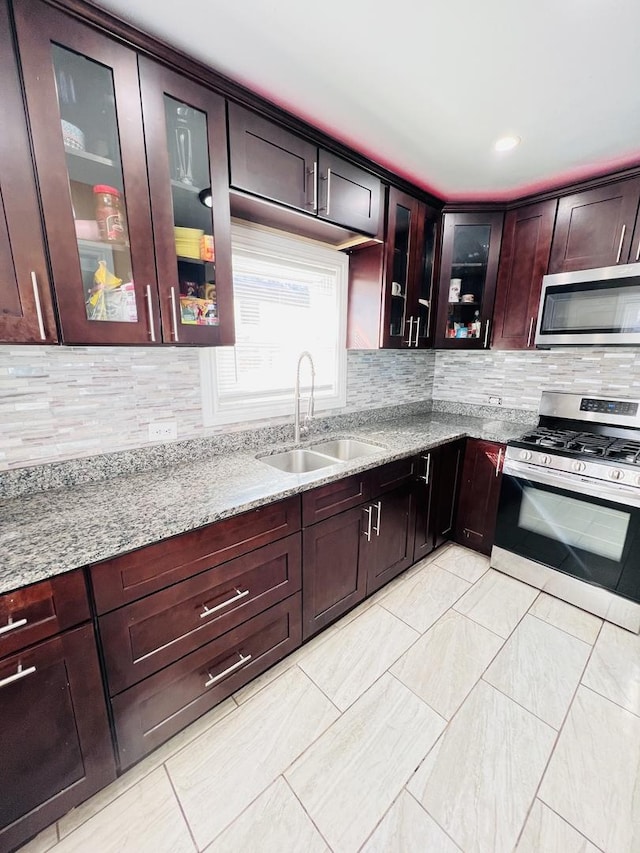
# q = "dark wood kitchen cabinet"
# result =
<box><xmin>414</xmin><ymin>440</ymin><xmax>464</xmax><ymax>559</ymax></box>
<box><xmin>455</xmin><ymin>439</ymin><xmax>505</xmax><ymax>555</ymax></box>
<box><xmin>434</xmin><ymin>211</ymin><xmax>504</xmax><ymax>348</ymax></box>
<box><xmin>0</xmin><ymin>0</ymin><xmax>56</xmax><ymax>344</ymax></box>
<box><xmin>228</xmin><ymin>103</ymin><xmax>382</xmax><ymax>236</ymax></box>
<box><xmin>0</xmin><ymin>575</ymin><xmax>115</xmax><ymax>853</ymax></box>
<box><xmin>14</xmin><ymin>0</ymin><xmax>233</xmax><ymax>346</ymax></box>
<box><xmin>348</xmin><ymin>187</ymin><xmax>439</xmax><ymax>348</ymax></box>
<box><xmin>492</xmin><ymin>200</ymin><xmax>557</xmax><ymax>350</ymax></box>
<box><xmin>548</xmin><ymin>177</ymin><xmax>640</xmax><ymax>273</ymax></box>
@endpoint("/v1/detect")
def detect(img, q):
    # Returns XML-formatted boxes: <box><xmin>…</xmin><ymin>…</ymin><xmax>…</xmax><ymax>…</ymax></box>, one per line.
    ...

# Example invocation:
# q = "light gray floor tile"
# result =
<box><xmin>58</xmin><ymin>697</ymin><xmax>236</xmax><ymax>838</ymax></box>
<box><xmin>516</xmin><ymin>799</ymin><xmax>601</xmax><ymax>853</ymax></box>
<box><xmin>298</xmin><ymin>604</ymin><xmax>418</xmax><ymax>710</ymax></box>
<box><xmin>51</xmin><ymin>768</ymin><xmax>194</xmax><ymax>853</ymax></box>
<box><xmin>16</xmin><ymin>824</ymin><xmax>58</xmax><ymax>853</ymax></box>
<box><xmin>286</xmin><ymin>673</ymin><xmax>446</xmax><ymax>853</ymax></box>
<box><xmin>539</xmin><ymin>686</ymin><xmax>640</xmax><ymax>853</ymax></box>
<box><xmin>380</xmin><ymin>562</ymin><xmax>470</xmax><ymax>633</ymax></box>
<box><xmin>204</xmin><ymin>777</ymin><xmax>328</xmax><ymax>853</ymax></box>
<box><xmin>453</xmin><ymin>569</ymin><xmax>539</xmax><ymax>638</ymax></box>
<box><xmin>408</xmin><ymin>680</ymin><xmax>556</xmax><ymax>853</ymax></box>
<box><xmin>166</xmin><ymin>666</ymin><xmax>339</xmax><ymax>850</ymax></box>
<box><xmin>391</xmin><ymin>609</ymin><xmax>503</xmax><ymax>719</ymax></box>
<box><xmin>484</xmin><ymin>614</ymin><xmax>591</xmax><ymax>728</ymax></box>
<box><xmin>582</xmin><ymin>621</ymin><xmax>640</xmax><ymax>716</ymax></box>
<box><xmin>529</xmin><ymin>593</ymin><xmax>602</xmax><ymax>644</ymax></box>
<box><xmin>431</xmin><ymin>544</ymin><xmax>490</xmax><ymax>584</ymax></box>
<box><xmin>361</xmin><ymin>790</ymin><xmax>461</xmax><ymax>852</ymax></box>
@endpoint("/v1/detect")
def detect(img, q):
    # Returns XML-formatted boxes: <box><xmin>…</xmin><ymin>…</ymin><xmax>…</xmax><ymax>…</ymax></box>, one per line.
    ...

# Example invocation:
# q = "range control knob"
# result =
<box><xmin>540</xmin><ymin>454</ymin><xmax>552</xmax><ymax>465</ymax></box>
<box><xmin>519</xmin><ymin>450</ymin><xmax>532</xmax><ymax>461</ymax></box>
<box><xmin>609</xmin><ymin>468</ymin><xmax>624</xmax><ymax>481</ymax></box>
<box><xmin>572</xmin><ymin>461</ymin><xmax>586</xmax><ymax>473</ymax></box>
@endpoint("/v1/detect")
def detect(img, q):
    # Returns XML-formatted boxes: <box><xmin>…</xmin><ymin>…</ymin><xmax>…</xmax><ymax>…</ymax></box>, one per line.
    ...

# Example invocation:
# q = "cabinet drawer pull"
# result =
<box><xmin>170</xmin><ymin>286</ymin><xmax>180</xmax><ymax>342</ymax></box>
<box><xmin>0</xmin><ymin>617</ymin><xmax>27</xmax><ymax>637</ymax></box>
<box><xmin>30</xmin><ymin>272</ymin><xmax>46</xmax><ymax>341</ymax></box>
<box><xmin>496</xmin><ymin>448</ymin><xmax>504</xmax><ymax>476</ymax></box>
<box><xmin>404</xmin><ymin>316</ymin><xmax>415</xmax><ymax>345</ymax></box>
<box><xmin>527</xmin><ymin>316</ymin><xmax>535</xmax><ymax>348</ymax></box>
<box><xmin>363</xmin><ymin>505</ymin><xmax>373</xmax><ymax>541</ymax></box>
<box><xmin>420</xmin><ymin>453</ymin><xmax>431</xmax><ymax>484</ymax></box>
<box><xmin>484</xmin><ymin>319</ymin><xmax>491</xmax><ymax>348</ymax></box>
<box><xmin>145</xmin><ymin>285</ymin><xmax>156</xmax><ymax>343</ymax></box>
<box><xmin>616</xmin><ymin>224</ymin><xmax>626</xmax><ymax>263</ymax></box>
<box><xmin>0</xmin><ymin>663</ymin><xmax>36</xmax><ymax>689</ymax></box>
<box><xmin>200</xmin><ymin>588</ymin><xmax>249</xmax><ymax>619</ymax></box>
<box><xmin>413</xmin><ymin>317</ymin><xmax>421</xmax><ymax>347</ymax></box>
<box><xmin>373</xmin><ymin>500</ymin><xmax>382</xmax><ymax>536</ymax></box>
<box><xmin>204</xmin><ymin>652</ymin><xmax>252</xmax><ymax>688</ymax></box>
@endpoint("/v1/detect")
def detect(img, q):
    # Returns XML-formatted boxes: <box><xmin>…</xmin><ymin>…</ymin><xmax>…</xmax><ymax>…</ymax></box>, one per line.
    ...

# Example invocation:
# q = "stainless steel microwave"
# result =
<box><xmin>534</xmin><ymin>262</ymin><xmax>640</xmax><ymax>346</ymax></box>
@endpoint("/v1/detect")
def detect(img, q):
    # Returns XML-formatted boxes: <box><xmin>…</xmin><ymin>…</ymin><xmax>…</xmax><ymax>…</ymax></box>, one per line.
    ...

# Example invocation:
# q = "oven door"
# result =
<box><xmin>494</xmin><ymin>461</ymin><xmax>640</xmax><ymax>603</ymax></box>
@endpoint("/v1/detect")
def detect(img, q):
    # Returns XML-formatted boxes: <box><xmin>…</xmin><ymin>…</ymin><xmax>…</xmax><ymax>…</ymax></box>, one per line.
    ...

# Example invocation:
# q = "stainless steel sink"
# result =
<box><xmin>308</xmin><ymin>438</ymin><xmax>383</xmax><ymax>461</ymax></box>
<box><xmin>259</xmin><ymin>448</ymin><xmax>337</xmax><ymax>474</ymax></box>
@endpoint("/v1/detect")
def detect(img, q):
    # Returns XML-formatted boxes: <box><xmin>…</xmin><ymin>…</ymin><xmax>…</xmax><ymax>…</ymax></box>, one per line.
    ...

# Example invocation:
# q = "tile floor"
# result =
<box><xmin>19</xmin><ymin>543</ymin><xmax>640</xmax><ymax>853</ymax></box>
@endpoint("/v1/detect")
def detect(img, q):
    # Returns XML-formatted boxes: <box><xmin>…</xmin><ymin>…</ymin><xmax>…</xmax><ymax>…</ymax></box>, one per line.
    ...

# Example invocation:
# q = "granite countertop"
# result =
<box><xmin>0</xmin><ymin>412</ymin><xmax>532</xmax><ymax>595</ymax></box>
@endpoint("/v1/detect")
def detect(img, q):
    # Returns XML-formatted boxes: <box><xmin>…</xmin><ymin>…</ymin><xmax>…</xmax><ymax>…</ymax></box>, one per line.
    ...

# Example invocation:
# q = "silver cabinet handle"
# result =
<box><xmin>616</xmin><ymin>224</ymin><xmax>627</xmax><ymax>263</ymax></box>
<box><xmin>170</xmin><ymin>286</ymin><xmax>179</xmax><ymax>342</ymax></box>
<box><xmin>205</xmin><ymin>652</ymin><xmax>251</xmax><ymax>688</ymax></box>
<box><xmin>496</xmin><ymin>447</ymin><xmax>504</xmax><ymax>476</ymax></box>
<box><xmin>420</xmin><ymin>453</ymin><xmax>431</xmax><ymax>484</ymax></box>
<box><xmin>307</xmin><ymin>161</ymin><xmax>318</xmax><ymax>211</ymax></box>
<box><xmin>363</xmin><ymin>505</ymin><xmax>373</xmax><ymax>541</ymax></box>
<box><xmin>413</xmin><ymin>317</ymin><xmax>421</xmax><ymax>347</ymax></box>
<box><xmin>527</xmin><ymin>316</ymin><xmax>535</xmax><ymax>348</ymax></box>
<box><xmin>325</xmin><ymin>167</ymin><xmax>332</xmax><ymax>216</ymax></box>
<box><xmin>636</xmin><ymin>237</ymin><xmax>640</xmax><ymax>262</ymax></box>
<box><xmin>30</xmin><ymin>272</ymin><xmax>47</xmax><ymax>341</ymax></box>
<box><xmin>0</xmin><ymin>663</ymin><xmax>36</xmax><ymax>690</ymax></box>
<box><xmin>200</xmin><ymin>588</ymin><xmax>249</xmax><ymax>619</ymax></box>
<box><xmin>0</xmin><ymin>617</ymin><xmax>27</xmax><ymax>637</ymax></box>
<box><xmin>404</xmin><ymin>316</ymin><xmax>415</xmax><ymax>345</ymax></box>
<box><xmin>484</xmin><ymin>319</ymin><xmax>491</xmax><ymax>348</ymax></box>
<box><xmin>145</xmin><ymin>285</ymin><xmax>156</xmax><ymax>343</ymax></box>
<box><xmin>373</xmin><ymin>500</ymin><xmax>382</xmax><ymax>536</ymax></box>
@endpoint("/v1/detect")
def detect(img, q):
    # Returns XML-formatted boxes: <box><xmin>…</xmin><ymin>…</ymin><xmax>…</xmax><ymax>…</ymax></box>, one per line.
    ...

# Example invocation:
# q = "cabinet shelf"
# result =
<box><xmin>65</xmin><ymin>146</ymin><xmax>121</xmax><ymax>187</ymax></box>
<box><xmin>451</xmin><ymin>262</ymin><xmax>486</xmax><ymax>268</ymax></box>
<box><xmin>170</xmin><ymin>179</ymin><xmax>203</xmax><ymax>195</ymax></box>
<box><xmin>77</xmin><ymin>238</ymin><xmax>128</xmax><ymax>254</ymax></box>
<box><xmin>176</xmin><ymin>255</ymin><xmax>214</xmax><ymax>266</ymax></box>
<box><xmin>449</xmin><ymin>300</ymin><xmax>479</xmax><ymax>307</ymax></box>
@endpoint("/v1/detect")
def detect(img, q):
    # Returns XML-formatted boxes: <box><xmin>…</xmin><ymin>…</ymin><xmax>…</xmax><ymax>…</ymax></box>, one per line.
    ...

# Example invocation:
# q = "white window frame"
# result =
<box><xmin>200</xmin><ymin>222</ymin><xmax>348</xmax><ymax>427</ymax></box>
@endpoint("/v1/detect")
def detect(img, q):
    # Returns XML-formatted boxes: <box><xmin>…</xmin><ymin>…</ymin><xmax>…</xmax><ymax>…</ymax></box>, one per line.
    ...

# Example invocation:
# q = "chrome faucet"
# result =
<box><xmin>294</xmin><ymin>351</ymin><xmax>316</xmax><ymax>444</ymax></box>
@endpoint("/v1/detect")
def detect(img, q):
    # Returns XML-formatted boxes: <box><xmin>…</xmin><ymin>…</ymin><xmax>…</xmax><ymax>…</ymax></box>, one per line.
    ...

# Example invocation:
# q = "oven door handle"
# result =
<box><xmin>503</xmin><ymin>458</ymin><xmax>640</xmax><ymax>509</ymax></box>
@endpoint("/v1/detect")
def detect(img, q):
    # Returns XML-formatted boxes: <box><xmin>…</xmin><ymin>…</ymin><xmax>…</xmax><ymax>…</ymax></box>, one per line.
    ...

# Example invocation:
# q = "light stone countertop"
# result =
<box><xmin>0</xmin><ymin>413</ymin><xmax>533</xmax><ymax>595</ymax></box>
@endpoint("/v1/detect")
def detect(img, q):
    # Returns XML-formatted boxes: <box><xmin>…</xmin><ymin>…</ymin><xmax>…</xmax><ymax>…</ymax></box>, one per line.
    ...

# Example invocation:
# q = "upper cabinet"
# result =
<box><xmin>347</xmin><ymin>187</ymin><xmax>439</xmax><ymax>348</ymax></box>
<box><xmin>492</xmin><ymin>200</ymin><xmax>557</xmax><ymax>350</ymax></box>
<box><xmin>548</xmin><ymin>178</ymin><xmax>640</xmax><ymax>273</ymax></box>
<box><xmin>0</xmin><ymin>1</ymin><xmax>56</xmax><ymax>344</ymax></box>
<box><xmin>433</xmin><ymin>211</ymin><xmax>504</xmax><ymax>349</ymax></box>
<box><xmin>228</xmin><ymin>103</ymin><xmax>382</xmax><ymax>237</ymax></box>
<box><xmin>13</xmin><ymin>0</ymin><xmax>234</xmax><ymax>346</ymax></box>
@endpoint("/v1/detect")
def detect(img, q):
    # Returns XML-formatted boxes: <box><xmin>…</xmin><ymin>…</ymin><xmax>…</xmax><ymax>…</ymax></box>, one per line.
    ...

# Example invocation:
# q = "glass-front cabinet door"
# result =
<box><xmin>415</xmin><ymin>208</ymin><xmax>439</xmax><ymax>348</ymax></box>
<box><xmin>139</xmin><ymin>59</ymin><xmax>234</xmax><ymax>346</ymax></box>
<box><xmin>14</xmin><ymin>1</ymin><xmax>159</xmax><ymax>345</ymax></box>
<box><xmin>434</xmin><ymin>211</ymin><xmax>504</xmax><ymax>349</ymax></box>
<box><xmin>383</xmin><ymin>189</ymin><xmax>414</xmax><ymax>348</ymax></box>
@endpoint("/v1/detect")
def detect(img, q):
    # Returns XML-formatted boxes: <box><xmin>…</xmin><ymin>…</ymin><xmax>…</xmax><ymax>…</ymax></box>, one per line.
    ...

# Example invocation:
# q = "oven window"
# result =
<box><xmin>518</xmin><ymin>487</ymin><xmax>630</xmax><ymax>561</ymax></box>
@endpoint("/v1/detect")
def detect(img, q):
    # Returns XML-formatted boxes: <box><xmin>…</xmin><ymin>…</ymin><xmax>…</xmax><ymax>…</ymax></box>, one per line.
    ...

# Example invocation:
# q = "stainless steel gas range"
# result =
<box><xmin>492</xmin><ymin>391</ymin><xmax>640</xmax><ymax>632</ymax></box>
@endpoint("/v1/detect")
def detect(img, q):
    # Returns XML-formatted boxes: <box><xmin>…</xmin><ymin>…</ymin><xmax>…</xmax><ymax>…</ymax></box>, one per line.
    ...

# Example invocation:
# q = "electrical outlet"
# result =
<box><xmin>148</xmin><ymin>421</ymin><xmax>178</xmax><ymax>442</ymax></box>
<box><xmin>489</xmin><ymin>396</ymin><xmax>503</xmax><ymax>406</ymax></box>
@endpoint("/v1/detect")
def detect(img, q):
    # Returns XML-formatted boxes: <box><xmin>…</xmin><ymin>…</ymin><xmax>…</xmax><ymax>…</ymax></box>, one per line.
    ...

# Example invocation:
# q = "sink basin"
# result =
<box><xmin>259</xmin><ymin>449</ymin><xmax>337</xmax><ymax>474</ymax></box>
<box><xmin>309</xmin><ymin>438</ymin><xmax>383</xmax><ymax>461</ymax></box>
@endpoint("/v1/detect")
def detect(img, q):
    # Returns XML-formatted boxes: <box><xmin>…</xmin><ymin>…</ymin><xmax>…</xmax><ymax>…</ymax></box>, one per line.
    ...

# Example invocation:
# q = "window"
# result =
<box><xmin>200</xmin><ymin>223</ymin><xmax>348</xmax><ymax>425</ymax></box>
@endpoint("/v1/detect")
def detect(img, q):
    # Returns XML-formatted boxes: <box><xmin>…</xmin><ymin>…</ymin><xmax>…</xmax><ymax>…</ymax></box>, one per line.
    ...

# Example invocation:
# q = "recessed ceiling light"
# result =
<box><xmin>494</xmin><ymin>135</ymin><xmax>521</xmax><ymax>152</ymax></box>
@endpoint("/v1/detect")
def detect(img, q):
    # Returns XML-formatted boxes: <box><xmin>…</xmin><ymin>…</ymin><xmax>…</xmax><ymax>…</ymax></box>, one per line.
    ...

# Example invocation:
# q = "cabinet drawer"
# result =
<box><xmin>370</xmin><ymin>457</ymin><xmax>416</xmax><ymax>496</ymax></box>
<box><xmin>100</xmin><ymin>533</ymin><xmax>301</xmax><ymax>694</ymax></box>
<box><xmin>91</xmin><ymin>496</ymin><xmax>301</xmax><ymax>613</ymax></box>
<box><xmin>112</xmin><ymin>593</ymin><xmax>302</xmax><ymax>769</ymax></box>
<box><xmin>0</xmin><ymin>571</ymin><xmax>89</xmax><ymax>660</ymax></box>
<box><xmin>302</xmin><ymin>473</ymin><xmax>371</xmax><ymax>526</ymax></box>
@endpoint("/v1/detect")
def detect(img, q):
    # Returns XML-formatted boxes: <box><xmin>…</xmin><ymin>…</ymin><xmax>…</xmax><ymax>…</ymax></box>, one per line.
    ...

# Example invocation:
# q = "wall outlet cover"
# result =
<box><xmin>488</xmin><ymin>396</ymin><xmax>503</xmax><ymax>406</ymax></box>
<box><xmin>148</xmin><ymin>421</ymin><xmax>178</xmax><ymax>441</ymax></box>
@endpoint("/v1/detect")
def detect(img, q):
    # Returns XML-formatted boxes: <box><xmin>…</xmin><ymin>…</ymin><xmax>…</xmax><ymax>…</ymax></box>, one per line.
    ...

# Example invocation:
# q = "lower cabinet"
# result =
<box><xmin>414</xmin><ymin>440</ymin><xmax>465</xmax><ymax>560</ymax></box>
<box><xmin>365</xmin><ymin>484</ymin><xmax>416</xmax><ymax>594</ymax></box>
<box><xmin>455</xmin><ymin>439</ymin><xmax>505</xmax><ymax>555</ymax></box>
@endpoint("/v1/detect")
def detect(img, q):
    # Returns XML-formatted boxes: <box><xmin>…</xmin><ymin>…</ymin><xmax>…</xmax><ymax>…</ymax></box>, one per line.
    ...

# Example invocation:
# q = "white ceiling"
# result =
<box><xmin>96</xmin><ymin>0</ymin><xmax>640</xmax><ymax>202</ymax></box>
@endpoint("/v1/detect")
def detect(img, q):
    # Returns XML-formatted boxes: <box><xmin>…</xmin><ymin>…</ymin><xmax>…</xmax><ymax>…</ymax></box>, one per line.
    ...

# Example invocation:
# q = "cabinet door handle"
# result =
<box><xmin>527</xmin><ymin>316</ymin><xmax>535</xmax><ymax>348</ymax></box>
<box><xmin>363</xmin><ymin>505</ymin><xmax>373</xmax><ymax>541</ymax></box>
<box><xmin>496</xmin><ymin>447</ymin><xmax>504</xmax><ymax>476</ymax></box>
<box><xmin>420</xmin><ymin>453</ymin><xmax>431</xmax><ymax>484</ymax></box>
<box><xmin>636</xmin><ymin>236</ymin><xmax>640</xmax><ymax>263</ymax></box>
<box><xmin>404</xmin><ymin>316</ymin><xmax>415</xmax><ymax>345</ymax></box>
<box><xmin>307</xmin><ymin>161</ymin><xmax>318</xmax><ymax>211</ymax></box>
<box><xmin>484</xmin><ymin>319</ymin><xmax>491</xmax><ymax>348</ymax></box>
<box><xmin>200</xmin><ymin>588</ymin><xmax>249</xmax><ymax>619</ymax></box>
<box><xmin>616</xmin><ymin>224</ymin><xmax>627</xmax><ymax>263</ymax></box>
<box><xmin>0</xmin><ymin>617</ymin><xmax>27</xmax><ymax>637</ymax></box>
<box><xmin>325</xmin><ymin>167</ymin><xmax>332</xmax><ymax>216</ymax></box>
<box><xmin>413</xmin><ymin>317</ymin><xmax>421</xmax><ymax>347</ymax></box>
<box><xmin>204</xmin><ymin>652</ymin><xmax>252</xmax><ymax>688</ymax></box>
<box><xmin>170</xmin><ymin>287</ymin><xmax>180</xmax><ymax>342</ymax></box>
<box><xmin>145</xmin><ymin>285</ymin><xmax>156</xmax><ymax>343</ymax></box>
<box><xmin>373</xmin><ymin>500</ymin><xmax>382</xmax><ymax>536</ymax></box>
<box><xmin>0</xmin><ymin>663</ymin><xmax>36</xmax><ymax>690</ymax></box>
<box><xmin>30</xmin><ymin>272</ymin><xmax>47</xmax><ymax>341</ymax></box>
